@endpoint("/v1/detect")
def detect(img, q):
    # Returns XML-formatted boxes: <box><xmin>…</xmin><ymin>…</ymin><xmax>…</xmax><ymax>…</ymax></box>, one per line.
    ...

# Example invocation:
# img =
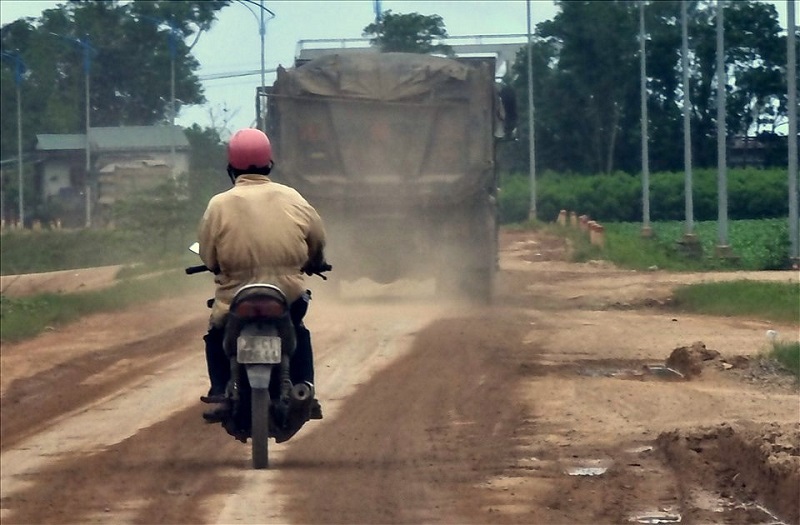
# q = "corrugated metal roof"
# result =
<box><xmin>91</xmin><ymin>125</ymin><xmax>189</xmax><ymax>150</ymax></box>
<box><xmin>37</xmin><ymin>134</ymin><xmax>87</xmax><ymax>151</ymax></box>
<box><xmin>36</xmin><ymin>125</ymin><xmax>189</xmax><ymax>152</ymax></box>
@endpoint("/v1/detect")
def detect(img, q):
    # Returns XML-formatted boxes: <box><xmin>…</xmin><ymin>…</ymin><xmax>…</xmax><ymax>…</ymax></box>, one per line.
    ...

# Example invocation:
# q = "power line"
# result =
<box><xmin>199</xmin><ymin>67</ymin><xmax>277</xmax><ymax>81</ymax></box>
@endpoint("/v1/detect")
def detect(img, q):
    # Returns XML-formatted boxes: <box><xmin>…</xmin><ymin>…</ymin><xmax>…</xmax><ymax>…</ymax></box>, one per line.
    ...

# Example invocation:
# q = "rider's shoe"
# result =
<box><xmin>309</xmin><ymin>398</ymin><xmax>323</xmax><ymax>420</ymax></box>
<box><xmin>200</xmin><ymin>393</ymin><xmax>226</xmax><ymax>404</ymax></box>
<box><xmin>202</xmin><ymin>403</ymin><xmax>231</xmax><ymax>423</ymax></box>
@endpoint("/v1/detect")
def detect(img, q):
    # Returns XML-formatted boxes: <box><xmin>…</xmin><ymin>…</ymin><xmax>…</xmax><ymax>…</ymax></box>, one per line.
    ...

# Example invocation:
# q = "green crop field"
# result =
<box><xmin>602</xmin><ymin>218</ymin><xmax>791</xmax><ymax>271</ymax></box>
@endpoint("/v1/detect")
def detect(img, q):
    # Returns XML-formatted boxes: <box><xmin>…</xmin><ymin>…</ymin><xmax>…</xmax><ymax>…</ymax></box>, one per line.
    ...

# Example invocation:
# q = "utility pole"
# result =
<box><xmin>1</xmin><ymin>52</ymin><xmax>25</xmax><ymax>227</ymax></box>
<box><xmin>639</xmin><ymin>1</ymin><xmax>651</xmax><ymax>238</ymax></box>
<box><xmin>680</xmin><ymin>1</ymin><xmax>699</xmax><ymax>254</ymax></box>
<box><xmin>526</xmin><ymin>0</ymin><xmax>537</xmax><ymax>221</ymax></box>
<box><xmin>141</xmin><ymin>15</ymin><xmax>180</xmax><ymax>174</ymax></box>
<box><xmin>715</xmin><ymin>0</ymin><xmax>730</xmax><ymax>257</ymax></box>
<box><xmin>236</xmin><ymin>0</ymin><xmax>275</xmax><ymax>131</ymax></box>
<box><xmin>788</xmin><ymin>0</ymin><xmax>798</xmax><ymax>266</ymax></box>
<box><xmin>84</xmin><ymin>37</ymin><xmax>91</xmax><ymax>227</ymax></box>
<box><xmin>49</xmin><ymin>32</ymin><xmax>94</xmax><ymax>227</ymax></box>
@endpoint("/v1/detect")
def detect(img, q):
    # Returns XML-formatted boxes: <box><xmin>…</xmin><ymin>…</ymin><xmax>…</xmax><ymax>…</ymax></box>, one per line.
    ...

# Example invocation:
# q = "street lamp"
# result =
<box><xmin>1</xmin><ymin>52</ymin><xmax>25</xmax><ymax>226</ymax></box>
<box><xmin>236</xmin><ymin>0</ymin><xmax>275</xmax><ymax>131</ymax></box>
<box><xmin>139</xmin><ymin>15</ymin><xmax>181</xmax><ymax>174</ymax></box>
<box><xmin>49</xmin><ymin>32</ymin><xmax>94</xmax><ymax>227</ymax></box>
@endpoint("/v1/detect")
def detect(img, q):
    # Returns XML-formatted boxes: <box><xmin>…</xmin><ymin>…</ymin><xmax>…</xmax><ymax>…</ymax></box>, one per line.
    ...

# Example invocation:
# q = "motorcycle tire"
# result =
<box><xmin>251</xmin><ymin>387</ymin><xmax>270</xmax><ymax>469</ymax></box>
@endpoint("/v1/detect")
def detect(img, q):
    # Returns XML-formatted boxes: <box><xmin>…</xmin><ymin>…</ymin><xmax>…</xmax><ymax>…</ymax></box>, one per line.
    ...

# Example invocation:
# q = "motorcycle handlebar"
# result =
<box><xmin>185</xmin><ymin>264</ymin><xmax>210</xmax><ymax>275</ymax></box>
<box><xmin>184</xmin><ymin>263</ymin><xmax>332</xmax><ymax>279</ymax></box>
<box><xmin>303</xmin><ymin>262</ymin><xmax>332</xmax><ymax>280</ymax></box>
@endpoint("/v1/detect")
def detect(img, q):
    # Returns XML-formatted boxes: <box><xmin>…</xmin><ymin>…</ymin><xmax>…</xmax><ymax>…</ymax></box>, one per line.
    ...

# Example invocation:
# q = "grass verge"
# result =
<box><xmin>670</xmin><ymin>280</ymin><xmax>800</xmax><ymax>325</ymax></box>
<box><xmin>0</xmin><ymin>269</ymin><xmax>203</xmax><ymax>343</ymax></box>
<box><xmin>770</xmin><ymin>341</ymin><xmax>800</xmax><ymax>378</ymax></box>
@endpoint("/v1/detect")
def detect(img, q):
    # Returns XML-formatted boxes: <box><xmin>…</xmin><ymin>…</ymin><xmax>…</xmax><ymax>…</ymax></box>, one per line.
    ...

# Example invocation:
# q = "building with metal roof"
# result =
<box><xmin>35</xmin><ymin>125</ymin><xmax>190</xmax><ymax>226</ymax></box>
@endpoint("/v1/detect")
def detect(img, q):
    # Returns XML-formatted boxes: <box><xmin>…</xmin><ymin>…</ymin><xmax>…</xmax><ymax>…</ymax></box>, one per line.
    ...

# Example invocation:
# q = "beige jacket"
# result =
<box><xmin>198</xmin><ymin>174</ymin><xmax>326</xmax><ymax>327</ymax></box>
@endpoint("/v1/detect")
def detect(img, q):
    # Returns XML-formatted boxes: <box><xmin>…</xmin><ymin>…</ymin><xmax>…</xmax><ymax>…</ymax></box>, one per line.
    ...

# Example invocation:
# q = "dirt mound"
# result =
<box><xmin>665</xmin><ymin>341</ymin><xmax>721</xmax><ymax>378</ymax></box>
<box><xmin>657</xmin><ymin>421</ymin><xmax>800</xmax><ymax>524</ymax></box>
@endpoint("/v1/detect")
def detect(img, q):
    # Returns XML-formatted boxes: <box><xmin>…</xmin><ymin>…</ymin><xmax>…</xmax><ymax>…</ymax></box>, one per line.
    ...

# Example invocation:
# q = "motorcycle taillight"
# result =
<box><xmin>233</xmin><ymin>297</ymin><xmax>287</xmax><ymax>319</ymax></box>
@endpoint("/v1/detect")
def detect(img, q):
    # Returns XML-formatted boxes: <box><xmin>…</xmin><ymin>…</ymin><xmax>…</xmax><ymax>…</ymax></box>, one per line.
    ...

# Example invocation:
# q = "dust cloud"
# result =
<box><xmin>314</xmin><ymin>206</ymin><xmax>494</xmax><ymax>305</ymax></box>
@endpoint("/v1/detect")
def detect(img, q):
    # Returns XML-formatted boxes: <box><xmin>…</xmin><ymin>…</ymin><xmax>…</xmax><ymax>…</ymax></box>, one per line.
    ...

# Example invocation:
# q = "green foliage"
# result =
<box><xmin>0</xmin><ymin>269</ymin><xmax>199</xmax><ymax>342</ymax></box>
<box><xmin>111</xmin><ymin>176</ymin><xmax>196</xmax><ymax>253</ymax></box>
<box><xmin>0</xmin><ymin>228</ymin><xmax>145</xmax><ymax>275</ymax></box>
<box><xmin>502</xmin><ymin>0</ymin><xmax>793</xmax><ymax>175</ymax></box>
<box><xmin>770</xmin><ymin>341</ymin><xmax>800</xmax><ymax>378</ymax></box>
<box><xmin>363</xmin><ymin>10</ymin><xmax>453</xmax><ymax>55</ymax></box>
<box><xmin>498</xmin><ymin>168</ymin><xmax>789</xmax><ymax>225</ymax></box>
<box><xmin>604</xmin><ymin>219</ymin><xmax>791</xmax><ymax>271</ymax></box>
<box><xmin>0</xmin><ymin>1</ymin><xmax>229</xmax><ymax>161</ymax></box>
<box><xmin>670</xmin><ymin>280</ymin><xmax>800</xmax><ymax>325</ymax></box>
<box><xmin>498</xmin><ymin>172</ymin><xmax>532</xmax><ymax>224</ymax></box>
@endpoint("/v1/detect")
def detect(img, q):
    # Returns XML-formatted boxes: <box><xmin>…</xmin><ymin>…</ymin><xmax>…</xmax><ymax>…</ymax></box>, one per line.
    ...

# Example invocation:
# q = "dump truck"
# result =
<box><xmin>261</xmin><ymin>51</ymin><xmax>511</xmax><ymax>301</ymax></box>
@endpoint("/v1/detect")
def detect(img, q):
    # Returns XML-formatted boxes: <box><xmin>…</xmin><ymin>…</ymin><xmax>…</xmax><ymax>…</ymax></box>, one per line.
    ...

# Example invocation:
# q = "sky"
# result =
<box><xmin>1</xmin><ymin>0</ymin><xmax>796</xmax><ymax>136</ymax></box>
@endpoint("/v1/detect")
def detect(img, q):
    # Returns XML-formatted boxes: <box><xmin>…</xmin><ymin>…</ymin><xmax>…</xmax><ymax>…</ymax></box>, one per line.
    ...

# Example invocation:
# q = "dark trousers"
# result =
<box><xmin>204</xmin><ymin>292</ymin><xmax>315</xmax><ymax>396</ymax></box>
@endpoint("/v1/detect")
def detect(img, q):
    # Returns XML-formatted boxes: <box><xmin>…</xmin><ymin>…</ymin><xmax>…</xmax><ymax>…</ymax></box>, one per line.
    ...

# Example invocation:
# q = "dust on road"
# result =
<box><xmin>1</xmin><ymin>229</ymin><xmax>797</xmax><ymax>524</ymax></box>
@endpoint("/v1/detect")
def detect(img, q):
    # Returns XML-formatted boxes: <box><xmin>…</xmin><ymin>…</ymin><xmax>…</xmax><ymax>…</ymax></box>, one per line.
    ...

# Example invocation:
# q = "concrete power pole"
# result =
<box><xmin>640</xmin><ymin>1</ymin><xmax>652</xmax><ymax>238</ymax></box>
<box><xmin>715</xmin><ymin>0</ymin><xmax>731</xmax><ymax>257</ymax></box>
<box><xmin>680</xmin><ymin>1</ymin><xmax>700</xmax><ymax>255</ymax></box>
<box><xmin>527</xmin><ymin>0</ymin><xmax>537</xmax><ymax>221</ymax></box>
<box><xmin>788</xmin><ymin>0</ymin><xmax>799</xmax><ymax>266</ymax></box>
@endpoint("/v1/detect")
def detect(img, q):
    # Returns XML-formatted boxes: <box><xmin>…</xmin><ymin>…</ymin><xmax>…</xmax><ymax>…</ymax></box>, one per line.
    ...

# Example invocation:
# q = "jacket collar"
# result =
<box><xmin>235</xmin><ymin>174</ymin><xmax>271</xmax><ymax>185</ymax></box>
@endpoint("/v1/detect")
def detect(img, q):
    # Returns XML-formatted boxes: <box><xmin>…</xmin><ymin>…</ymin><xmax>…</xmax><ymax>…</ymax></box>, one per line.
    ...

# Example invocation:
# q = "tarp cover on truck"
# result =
<box><xmin>267</xmin><ymin>51</ymin><xmax>495</xmax><ymax>207</ymax></box>
<box><xmin>275</xmin><ymin>51</ymin><xmax>471</xmax><ymax>102</ymax></box>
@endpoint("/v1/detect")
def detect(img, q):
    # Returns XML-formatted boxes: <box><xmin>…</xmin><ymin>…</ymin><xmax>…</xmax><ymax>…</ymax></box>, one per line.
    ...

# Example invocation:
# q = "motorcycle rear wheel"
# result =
<box><xmin>251</xmin><ymin>387</ymin><xmax>270</xmax><ymax>469</ymax></box>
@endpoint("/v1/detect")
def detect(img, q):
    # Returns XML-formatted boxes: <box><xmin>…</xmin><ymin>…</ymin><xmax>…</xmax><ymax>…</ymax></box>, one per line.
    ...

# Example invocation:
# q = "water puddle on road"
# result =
<box><xmin>576</xmin><ymin>364</ymin><xmax>685</xmax><ymax>382</ymax></box>
<box><xmin>563</xmin><ymin>458</ymin><xmax>613</xmax><ymax>477</ymax></box>
<box><xmin>566</xmin><ymin>466</ymin><xmax>608</xmax><ymax>476</ymax></box>
<box><xmin>629</xmin><ymin>511</ymin><xmax>682</xmax><ymax>523</ymax></box>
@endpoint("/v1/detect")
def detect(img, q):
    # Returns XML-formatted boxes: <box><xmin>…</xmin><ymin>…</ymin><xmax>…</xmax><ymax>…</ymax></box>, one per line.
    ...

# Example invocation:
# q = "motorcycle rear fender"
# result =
<box><xmin>245</xmin><ymin>364</ymin><xmax>274</xmax><ymax>389</ymax></box>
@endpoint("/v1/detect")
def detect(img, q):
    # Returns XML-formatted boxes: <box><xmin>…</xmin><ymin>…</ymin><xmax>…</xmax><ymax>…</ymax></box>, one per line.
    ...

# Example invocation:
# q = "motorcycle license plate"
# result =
<box><xmin>237</xmin><ymin>336</ymin><xmax>282</xmax><ymax>364</ymax></box>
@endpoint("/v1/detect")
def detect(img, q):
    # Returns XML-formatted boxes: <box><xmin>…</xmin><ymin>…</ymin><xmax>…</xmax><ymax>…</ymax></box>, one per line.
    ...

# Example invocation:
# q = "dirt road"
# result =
<box><xmin>1</xmin><ymin>229</ymin><xmax>798</xmax><ymax>524</ymax></box>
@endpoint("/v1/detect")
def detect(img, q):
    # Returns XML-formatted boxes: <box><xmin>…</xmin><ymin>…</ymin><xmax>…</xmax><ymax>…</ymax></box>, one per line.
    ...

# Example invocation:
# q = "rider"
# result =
<box><xmin>197</xmin><ymin>127</ymin><xmax>327</xmax><ymax>422</ymax></box>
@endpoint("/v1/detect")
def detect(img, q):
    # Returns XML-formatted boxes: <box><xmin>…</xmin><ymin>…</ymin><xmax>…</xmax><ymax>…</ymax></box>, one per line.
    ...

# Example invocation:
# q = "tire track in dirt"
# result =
<box><xmin>1</xmin><ymin>402</ymin><xmax>247</xmax><ymax>525</ymax></box>
<box><xmin>0</xmin><ymin>318</ymin><xmax>205</xmax><ymax>451</ymax></box>
<box><xmin>2</xmin><ymin>230</ymin><xmax>797</xmax><ymax>524</ymax></box>
<box><xmin>1</xmin><ymin>292</ymin><xmax>460</xmax><ymax>525</ymax></box>
<box><xmin>276</xmin><ymin>309</ymin><xmax>536</xmax><ymax>524</ymax></box>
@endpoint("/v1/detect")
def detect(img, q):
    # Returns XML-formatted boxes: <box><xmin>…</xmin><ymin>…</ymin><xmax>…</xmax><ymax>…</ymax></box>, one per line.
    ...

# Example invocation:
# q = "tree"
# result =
<box><xmin>0</xmin><ymin>0</ymin><xmax>229</xmax><ymax>162</ymax></box>
<box><xmin>502</xmin><ymin>0</ymin><xmax>794</xmax><ymax>175</ymax></box>
<box><xmin>506</xmin><ymin>1</ymin><xmax>640</xmax><ymax>175</ymax></box>
<box><xmin>363</xmin><ymin>10</ymin><xmax>453</xmax><ymax>55</ymax></box>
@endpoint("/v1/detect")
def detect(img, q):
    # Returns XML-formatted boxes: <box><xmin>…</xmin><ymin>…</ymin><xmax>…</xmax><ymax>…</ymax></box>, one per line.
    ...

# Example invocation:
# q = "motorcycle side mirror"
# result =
<box><xmin>188</xmin><ymin>242</ymin><xmax>200</xmax><ymax>255</ymax></box>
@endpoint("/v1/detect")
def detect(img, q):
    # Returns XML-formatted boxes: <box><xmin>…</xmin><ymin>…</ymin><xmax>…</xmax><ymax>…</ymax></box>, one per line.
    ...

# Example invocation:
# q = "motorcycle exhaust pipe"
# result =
<box><xmin>291</xmin><ymin>381</ymin><xmax>315</xmax><ymax>402</ymax></box>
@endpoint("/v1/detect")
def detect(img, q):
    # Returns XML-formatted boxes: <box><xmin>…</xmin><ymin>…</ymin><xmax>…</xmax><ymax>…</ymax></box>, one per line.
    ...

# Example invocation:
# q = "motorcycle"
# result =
<box><xmin>186</xmin><ymin>243</ymin><xmax>331</xmax><ymax>469</ymax></box>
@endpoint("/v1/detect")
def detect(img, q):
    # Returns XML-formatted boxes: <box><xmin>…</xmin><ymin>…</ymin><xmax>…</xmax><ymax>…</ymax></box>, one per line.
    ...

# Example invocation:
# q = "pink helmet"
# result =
<box><xmin>227</xmin><ymin>128</ymin><xmax>273</xmax><ymax>170</ymax></box>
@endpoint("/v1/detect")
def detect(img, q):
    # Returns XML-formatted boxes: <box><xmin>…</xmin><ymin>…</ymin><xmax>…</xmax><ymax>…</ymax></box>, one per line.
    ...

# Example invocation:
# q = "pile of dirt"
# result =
<box><xmin>661</xmin><ymin>341</ymin><xmax>797</xmax><ymax>390</ymax></box>
<box><xmin>665</xmin><ymin>341</ymin><xmax>721</xmax><ymax>378</ymax></box>
<box><xmin>657</xmin><ymin>421</ymin><xmax>800</xmax><ymax>524</ymax></box>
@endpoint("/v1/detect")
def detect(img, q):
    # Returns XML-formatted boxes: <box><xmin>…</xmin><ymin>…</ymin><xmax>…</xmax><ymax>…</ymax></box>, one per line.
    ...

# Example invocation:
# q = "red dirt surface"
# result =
<box><xmin>1</xmin><ymin>228</ymin><xmax>798</xmax><ymax>524</ymax></box>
